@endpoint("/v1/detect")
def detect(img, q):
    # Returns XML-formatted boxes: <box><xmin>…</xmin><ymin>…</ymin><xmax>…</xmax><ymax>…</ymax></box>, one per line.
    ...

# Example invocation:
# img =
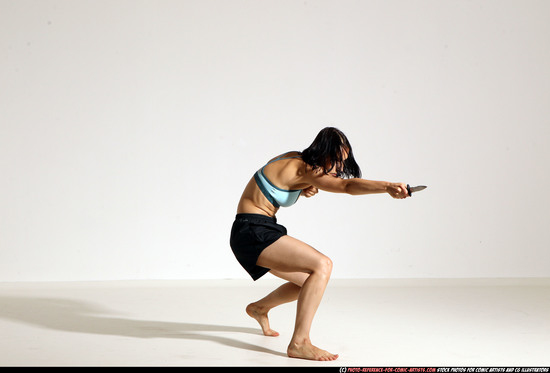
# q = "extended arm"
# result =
<box><xmin>306</xmin><ymin>172</ymin><xmax>409</xmax><ymax>199</ymax></box>
<box><xmin>344</xmin><ymin>178</ymin><xmax>407</xmax><ymax>199</ymax></box>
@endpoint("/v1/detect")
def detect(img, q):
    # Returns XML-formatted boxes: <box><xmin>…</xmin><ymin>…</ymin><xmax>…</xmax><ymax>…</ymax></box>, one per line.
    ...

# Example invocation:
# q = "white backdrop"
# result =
<box><xmin>1</xmin><ymin>0</ymin><xmax>549</xmax><ymax>281</ymax></box>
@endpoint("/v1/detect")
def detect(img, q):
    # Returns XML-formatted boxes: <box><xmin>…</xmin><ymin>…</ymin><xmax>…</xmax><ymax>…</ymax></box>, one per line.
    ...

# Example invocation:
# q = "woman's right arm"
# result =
<box><xmin>306</xmin><ymin>173</ymin><xmax>409</xmax><ymax>199</ymax></box>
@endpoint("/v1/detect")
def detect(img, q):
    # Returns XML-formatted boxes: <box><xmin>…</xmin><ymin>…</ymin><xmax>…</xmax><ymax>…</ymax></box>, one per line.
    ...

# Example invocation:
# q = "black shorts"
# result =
<box><xmin>230</xmin><ymin>213</ymin><xmax>287</xmax><ymax>281</ymax></box>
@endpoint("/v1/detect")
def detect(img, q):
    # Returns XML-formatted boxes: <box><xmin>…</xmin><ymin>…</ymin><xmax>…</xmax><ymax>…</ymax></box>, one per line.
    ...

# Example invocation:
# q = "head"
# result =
<box><xmin>301</xmin><ymin>127</ymin><xmax>362</xmax><ymax>178</ymax></box>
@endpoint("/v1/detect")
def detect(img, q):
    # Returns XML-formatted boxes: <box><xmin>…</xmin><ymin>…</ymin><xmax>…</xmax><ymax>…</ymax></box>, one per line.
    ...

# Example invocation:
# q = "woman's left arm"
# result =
<box><xmin>301</xmin><ymin>185</ymin><xmax>319</xmax><ymax>198</ymax></box>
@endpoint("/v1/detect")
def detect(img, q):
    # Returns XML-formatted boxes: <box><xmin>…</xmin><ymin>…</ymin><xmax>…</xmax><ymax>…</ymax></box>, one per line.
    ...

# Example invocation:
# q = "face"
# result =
<box><xmin>327</xmin><ymin>147</ymin><xmax>349</xmax><ymax>177</ymax></box>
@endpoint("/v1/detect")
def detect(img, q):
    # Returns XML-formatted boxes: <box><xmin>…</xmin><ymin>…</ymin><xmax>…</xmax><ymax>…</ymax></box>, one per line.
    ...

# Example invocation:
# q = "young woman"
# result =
<box><xmin>230</xmin><ymin>127</ymin><xmax>409</xmax><ymax>361</ymax></box>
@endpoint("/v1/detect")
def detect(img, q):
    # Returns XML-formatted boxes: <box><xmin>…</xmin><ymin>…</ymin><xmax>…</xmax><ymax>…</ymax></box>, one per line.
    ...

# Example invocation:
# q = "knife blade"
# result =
<box><xmin>407</xmin><ymin>184</ymin><xmax>427</xmax><ymax>196</ymax></box>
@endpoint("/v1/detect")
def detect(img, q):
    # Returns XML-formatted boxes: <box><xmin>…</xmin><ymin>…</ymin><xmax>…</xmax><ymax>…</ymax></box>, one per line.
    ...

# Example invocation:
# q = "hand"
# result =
<box><xmin>387</xmin><ymin>182</ymin><xmax>409</xmax><ymax>199</ymax></box>
<box><xmin>301</xmin><ymin>185</ymin><xmax>319</xmax><ymax>198</ymax></box>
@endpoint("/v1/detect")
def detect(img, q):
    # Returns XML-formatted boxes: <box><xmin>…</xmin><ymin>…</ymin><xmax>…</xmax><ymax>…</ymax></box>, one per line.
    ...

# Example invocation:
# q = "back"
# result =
<box><xmin>255</xmin><ymin>153</ymin><xmax>303</xmax><ymax>208</ymax></box>
<box><xmin>236</xmin><ymin>151</ymin><xmax>308</xmax><ymax>216</ymax></box>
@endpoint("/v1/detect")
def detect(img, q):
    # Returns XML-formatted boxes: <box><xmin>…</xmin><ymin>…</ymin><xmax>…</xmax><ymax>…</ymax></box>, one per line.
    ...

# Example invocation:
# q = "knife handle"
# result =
<box><xmin>407</xmin><ymin>184</ymin><xmax>411</xmax><ymax>197</ymax></box>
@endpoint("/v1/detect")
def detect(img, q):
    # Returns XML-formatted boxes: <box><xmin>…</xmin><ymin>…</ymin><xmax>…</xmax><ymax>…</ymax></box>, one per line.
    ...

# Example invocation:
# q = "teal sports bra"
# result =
<box><xmin>254</xmin><ymin>153</ymin><xmax>303</xmax><ymax>208</ymax></box>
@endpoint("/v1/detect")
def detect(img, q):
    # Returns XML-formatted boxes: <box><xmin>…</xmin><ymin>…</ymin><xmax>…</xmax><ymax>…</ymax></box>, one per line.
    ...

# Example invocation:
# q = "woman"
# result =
<box><xmin>230</xmin><ymin>127</ymin><xmax>409</xmax><ymax>361</ymax></box>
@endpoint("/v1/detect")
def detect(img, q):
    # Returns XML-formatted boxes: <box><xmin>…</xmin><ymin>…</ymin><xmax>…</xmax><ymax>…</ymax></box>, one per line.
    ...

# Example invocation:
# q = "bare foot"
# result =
<box><xmin>287</xmin><ymin>339</ymin><xmax>339</xmax><ymax>361</ymax></box>
<box><xmin>246</xmin><ymin>303</ymin><xmax>279</xmax><ymax>337</ymax></box>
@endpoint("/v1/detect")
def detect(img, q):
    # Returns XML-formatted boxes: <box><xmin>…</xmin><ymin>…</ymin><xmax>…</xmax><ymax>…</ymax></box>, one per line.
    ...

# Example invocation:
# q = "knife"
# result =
<box><xmin>407</xmin><ymin>184</ymin><xmax>427</xmax><ymax>196</ymax></box>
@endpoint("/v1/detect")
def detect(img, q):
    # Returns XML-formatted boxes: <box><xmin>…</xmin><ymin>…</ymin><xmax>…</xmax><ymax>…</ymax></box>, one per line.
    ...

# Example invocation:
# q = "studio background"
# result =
<box><xmin>1</xmin><ymin>0</ymin><xmax>549</xmax><ymax>282</ymax></box>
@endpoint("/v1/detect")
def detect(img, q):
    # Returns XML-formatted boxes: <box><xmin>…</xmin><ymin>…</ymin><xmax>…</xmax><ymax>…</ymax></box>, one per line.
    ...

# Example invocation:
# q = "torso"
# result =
<box><xmin>236</xmin><ymin>152</ymin><xmax>312</xmax><ymax>217</ymax></box>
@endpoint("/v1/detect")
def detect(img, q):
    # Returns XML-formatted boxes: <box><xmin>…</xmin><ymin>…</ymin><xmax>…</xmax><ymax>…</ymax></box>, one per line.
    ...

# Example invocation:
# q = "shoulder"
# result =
<box><xmin>302</xmin><ymin>168</ymin><xmax>349</xmax><ymax>193</ymax></box>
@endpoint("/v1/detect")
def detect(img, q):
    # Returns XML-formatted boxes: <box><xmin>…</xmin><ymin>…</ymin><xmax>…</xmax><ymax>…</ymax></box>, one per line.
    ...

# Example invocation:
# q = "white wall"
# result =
<box><xmin>1</xmin><ymin>0</ymin><xmax>549</xmax><ymax>281</ymax></box>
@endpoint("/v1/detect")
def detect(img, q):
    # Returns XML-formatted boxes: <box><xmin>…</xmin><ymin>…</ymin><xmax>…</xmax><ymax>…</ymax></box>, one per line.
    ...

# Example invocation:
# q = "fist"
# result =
<box><xmin>301</xmin><ymin>185</ymin><xmax>319</xmax><ymax>198</ymax></box>
<box><xmin>388</xmin><ymin>182</ymin><xmax>409</xmax><ymax>199</ymax></box>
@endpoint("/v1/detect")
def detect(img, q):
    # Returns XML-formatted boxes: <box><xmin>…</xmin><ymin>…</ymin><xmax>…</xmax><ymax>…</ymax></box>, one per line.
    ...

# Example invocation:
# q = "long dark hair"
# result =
<box><xmin>301</xmin><ymin>127</ymin><xmax>362</xmax><ymax>179</ymax></box>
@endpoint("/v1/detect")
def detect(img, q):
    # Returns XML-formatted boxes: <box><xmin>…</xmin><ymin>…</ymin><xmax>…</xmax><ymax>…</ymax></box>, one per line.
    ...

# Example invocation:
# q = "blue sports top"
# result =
<box><xmin>254</xmin><ymin>153</ymin><xmax>303</xmax><ymax>208</ymax></box>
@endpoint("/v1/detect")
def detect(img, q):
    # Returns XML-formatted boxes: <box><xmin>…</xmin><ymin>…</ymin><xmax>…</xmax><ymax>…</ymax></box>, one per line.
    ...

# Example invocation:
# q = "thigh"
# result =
<box><xmin>256</xmin><ymin>235</ymin><xmax>328</xmax><ymax>275</ymax></box>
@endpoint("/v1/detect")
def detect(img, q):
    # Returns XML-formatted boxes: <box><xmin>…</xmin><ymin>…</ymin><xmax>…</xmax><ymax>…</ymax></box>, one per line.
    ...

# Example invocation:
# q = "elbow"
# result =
<box><xmin>343</xmin><ymin>180</ymin><xmax>355</xmax><ymax>195</ymax></box>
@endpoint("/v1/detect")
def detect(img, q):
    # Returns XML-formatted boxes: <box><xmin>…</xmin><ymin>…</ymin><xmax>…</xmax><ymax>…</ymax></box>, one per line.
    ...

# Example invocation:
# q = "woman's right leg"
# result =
<box><xmin>256</xmin><ymin>235</ymin><xmax>338</xmax><ymax>361</ymax></box>
<box><xmin>245</xmin><ymin>270</ymin><xmax>307</xmax><ymax>337</ymax></box>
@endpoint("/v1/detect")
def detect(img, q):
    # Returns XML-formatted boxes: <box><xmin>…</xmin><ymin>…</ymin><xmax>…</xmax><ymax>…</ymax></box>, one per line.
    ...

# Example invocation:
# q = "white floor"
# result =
<box><xmin>0</xmin><ymin>278</ymin><xmax>549</xmax><ymax>367</ymax></box>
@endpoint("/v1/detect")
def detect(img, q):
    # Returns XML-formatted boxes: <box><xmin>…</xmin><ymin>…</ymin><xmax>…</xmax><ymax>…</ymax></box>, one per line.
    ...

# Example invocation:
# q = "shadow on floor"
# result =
<box><xmin>0</xmin><ymin>296</ymin><xmax>287</xmax><ymax>358</ymax></box>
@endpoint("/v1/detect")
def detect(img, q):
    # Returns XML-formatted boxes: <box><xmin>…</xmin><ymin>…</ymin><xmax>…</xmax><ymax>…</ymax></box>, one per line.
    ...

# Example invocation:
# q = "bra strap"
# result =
<box><xmin>264</xmin><ymin>152</ymin><xmax>301</xmax><ymax>167</ymax></box>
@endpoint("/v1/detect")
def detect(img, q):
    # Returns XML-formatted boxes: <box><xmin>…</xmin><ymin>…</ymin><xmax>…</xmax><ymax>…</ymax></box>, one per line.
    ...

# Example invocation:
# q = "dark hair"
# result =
<box><xmin>301</xmin><ymin>127</ymin><xmax>362</xmax><ymax>179</ymax></box>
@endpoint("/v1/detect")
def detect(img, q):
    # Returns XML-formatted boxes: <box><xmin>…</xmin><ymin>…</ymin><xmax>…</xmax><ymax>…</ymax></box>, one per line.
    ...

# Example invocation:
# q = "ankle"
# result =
<box><xmin>289</xmin><ymin>336</ymin><xmax>311</xmax><ymax>347</ymax></box>
<box><xmin>247</xmin><ymin>302</ymin><xmax>269</xmax><ymax>314</ymax></box>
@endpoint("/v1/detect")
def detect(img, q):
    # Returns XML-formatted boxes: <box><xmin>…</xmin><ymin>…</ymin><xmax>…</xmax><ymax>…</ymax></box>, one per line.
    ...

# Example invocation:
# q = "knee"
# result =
<box><xmin>314</xmin><ymin>256</ymin><xmax>333</xmax><ymax>278</ymax></box>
